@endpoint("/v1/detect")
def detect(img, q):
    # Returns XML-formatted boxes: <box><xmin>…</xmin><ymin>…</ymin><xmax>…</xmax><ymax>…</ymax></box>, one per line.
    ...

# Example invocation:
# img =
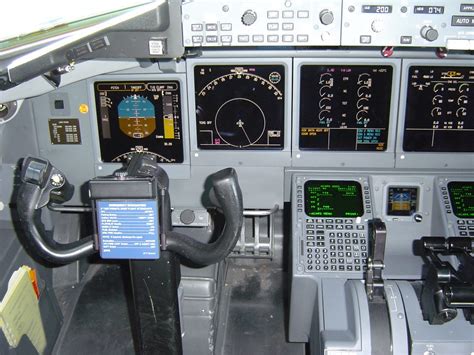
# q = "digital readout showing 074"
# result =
<box><xmin>304</xmin><ymin>181</ymin><xmax>364</xmax><ymax>218</ymax></box>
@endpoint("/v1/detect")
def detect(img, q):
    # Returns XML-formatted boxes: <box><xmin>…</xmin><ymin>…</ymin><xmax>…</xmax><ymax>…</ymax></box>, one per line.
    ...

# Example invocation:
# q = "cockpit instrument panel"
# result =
<box><xmin>194</xmin><ymin>65</ymin><xmax>285</xmax><ymax>150</ymax></box>
<box><xmin>403</xmin><ymin>66</ymin><xmax>474</xmax><ymax>152</ymax></box>
<box><xmin>448</xmin><ymin>181</ymin><xmax>474</xmax><ymax>219</ymax></box>
<box><xmin>299</xmin><ymin>65</ymin><xmax>392</xmax><ymax>151</ymax></box>
<box><xmin>94</xmin><ymin>81</ymin><xmax>183</xmax><ymax>163</ymax></box>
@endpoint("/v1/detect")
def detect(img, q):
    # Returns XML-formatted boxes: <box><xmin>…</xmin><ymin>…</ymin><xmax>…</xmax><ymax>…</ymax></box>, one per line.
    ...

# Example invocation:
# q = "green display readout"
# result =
<box><xmin>448</xmin><ymin>181</ymin><xmax>474</xmax><ymax>219</ymax></box>
<box><xmin>304</xmin><ymin>181</ymin><xmax>364</xmax><ymax>217</ymax></box>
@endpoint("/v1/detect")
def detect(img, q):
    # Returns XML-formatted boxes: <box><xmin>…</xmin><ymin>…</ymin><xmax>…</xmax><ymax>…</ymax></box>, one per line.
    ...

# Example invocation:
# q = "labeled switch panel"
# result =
<box><xmin>341</xmin><ymin>1</ymin><xmax>474</xmax><ymax>48</ymax></box>
<box><xmin>182</xmin><ymin>0</ymin><xmax>342</xmax><ymax>47</ymax></box>
<box><xmin>182</xmin><ymin>0</ymin><xmax>474</xmax><ymax>48</ymax></box>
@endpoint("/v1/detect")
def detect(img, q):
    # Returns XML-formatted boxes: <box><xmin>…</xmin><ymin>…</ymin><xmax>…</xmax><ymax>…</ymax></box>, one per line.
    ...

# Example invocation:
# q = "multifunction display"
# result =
<box><xmin>299</xmin><ymin>65</ymin><xmax>392</xmax><ymax>151</ymax></box>
<box><xmin>387</xmin><ymin>186</ymin><xmax>418</xmax><ymax>216</ymax></box>
<box><xmin>304</xmin><ymin>181</ymin><xmax>364</xmax><ymax>217</ymax></box>
<box><xmin>403</xmin><ymin>66</ymin><xmax>474</xmax><ymax>152</ymax></box>
<box><xmin>94</xmin><ymin>81</ymin><xmax>183</xmax><ymax>163</ymax></box>
<box><xmin>448</xmin><ymin>182</ymin><xmax>474</xmax><ymax>218</ymax></box>
<box><xmin>194</xmin><ymin>65</ymin><xmax>285</xmax><ymax>149</ymax></box>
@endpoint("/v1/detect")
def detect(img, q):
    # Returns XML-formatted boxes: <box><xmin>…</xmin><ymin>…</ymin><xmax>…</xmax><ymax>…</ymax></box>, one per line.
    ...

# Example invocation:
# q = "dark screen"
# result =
<box><xmin>304</xmin><ymin>181</ymin><xmax>364</xmax><ymax>217</ymax></box>
<box><xmin>94</xmin><ymin>81</ymin><xmax>183</xmax><ymax>163</ymax></box>
<box><xmin>403</xmin><ymin>66</ymin><xmax>474</xmax><ymax>152</ymax></box>
<box><xmin>194</xmin><ymin>65</ymin><xmax>285</xmax><ymax>150</ymax></box>
<box><xmin>299</xmin><ymin>65</ymin><xmax>392</xmax><ymax>151</ymax></box>
<box><xmin>448</xmin><ymin>182</ymin><xmax>474</xmax><ymax>218</ymax></box>
<box><xmin>387</xmin><ymin>186</ymin><xmax>418</xmax><ymax>216</ymax></box>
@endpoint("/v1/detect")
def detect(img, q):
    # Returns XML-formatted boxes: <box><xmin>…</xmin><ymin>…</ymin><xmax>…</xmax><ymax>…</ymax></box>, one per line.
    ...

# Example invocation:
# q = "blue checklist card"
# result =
<box><xmin>96</xmin><ymin>200</ymin><xmax>160</xmax><ymax>259</ymax></box>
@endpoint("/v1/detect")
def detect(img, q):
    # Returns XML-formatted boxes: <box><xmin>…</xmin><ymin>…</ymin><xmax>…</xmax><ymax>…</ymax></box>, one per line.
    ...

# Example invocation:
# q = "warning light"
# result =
<box><xmin>441</xmin><ymin>71</ymin><xmax>463</xmax><ymax>79</ymax></box>
<box><xmin>79</xmin><ymin>104</ymin><xmax>89</xmax><ymax>114</ymax></box>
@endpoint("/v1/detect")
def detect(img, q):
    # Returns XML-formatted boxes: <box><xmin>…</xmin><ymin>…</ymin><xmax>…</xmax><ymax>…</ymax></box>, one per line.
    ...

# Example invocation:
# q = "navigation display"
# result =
<box><xmin>299</xmin><ymin>65</ymin><xmax>392</xmax><ymax>151</ymax></box>
<box><xmin>94</xmin><ymin>81</ymin><xmax>184</xmax><ymax>163</ymax></box>
<box><xmin>448</xmin><ymin>181</ymin><xmax>474</xmax><ymax>218</ymax></box>
<box><xmin>387</xmin><ymin>186</ymin><xmax>418</xmax><ymax>216</ymax></box>
<box><xmin>403</xmin><ymin>66</ymin><xmax>474</xmax><ymax>152</ymax></box>
<box><xmin>194</xmin><ymin>65</ymin><xmax>285</xmax><ymax>150</ymax></box>
<box><xmin>304</xmin><ymin>181</ymin><xmax>364</xmax><ymax>217</ymax></box>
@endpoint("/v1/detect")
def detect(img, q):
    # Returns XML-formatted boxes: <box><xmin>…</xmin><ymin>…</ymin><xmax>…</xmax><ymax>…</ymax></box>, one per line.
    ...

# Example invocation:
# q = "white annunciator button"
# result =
<box><xmin>447</xmin><ymin>39</ymin><xmax>470</xmax><ymax>50</ymax></box>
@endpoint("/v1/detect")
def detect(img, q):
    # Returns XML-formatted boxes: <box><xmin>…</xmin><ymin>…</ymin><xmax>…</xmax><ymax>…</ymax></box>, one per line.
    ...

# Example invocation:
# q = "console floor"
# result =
<box><xmin>53</xmin><ymin>262</ymin><xmax>305</xmax><ymax>355</ymax></box>
<box><xmin>218</xmin><ymin>262</ymin><xmax>305</xmax><ymax>355</ymax></box>
<box><xmin>53</xmin><ymin>264</ymin><xmax>135</xmax><ymax>355</ymax></box>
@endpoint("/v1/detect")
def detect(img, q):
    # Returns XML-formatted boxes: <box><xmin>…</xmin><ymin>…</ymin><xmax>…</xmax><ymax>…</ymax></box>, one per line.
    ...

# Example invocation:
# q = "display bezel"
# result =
<box><xmin>93</xmin><ymin>80</ymin><xmax>185</xmax><ymax>164</ymax></box>
<box><xmin>193</xmin><ymin>64</ymin><xmax>286</xmax><ymax>150</ymax></box>
<box><xmin>403</xmin><ymin>65</ymin><xmax>474</xmax><ymax>153</ymax></box>
<box><xmin>396</xmin><ymin>59</ymin><xmax>474</xmax><ymax>169</ymax></box>
<box><xmin>186</xmin><ymin>58</ymin><xmax>292</xmax><ymax>168</ymax></box>
<box><xmin>292</xmin><ymin>58</ymin><xmax>400</xmax><ymax>169</ymax></box>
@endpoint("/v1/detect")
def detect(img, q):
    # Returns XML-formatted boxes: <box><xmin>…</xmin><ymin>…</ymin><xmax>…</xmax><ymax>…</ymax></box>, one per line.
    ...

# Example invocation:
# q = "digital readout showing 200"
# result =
<box><xmin>362</xmin><ymin>5</ymin><xmax>392</xmax><ymax>13</ymax></box>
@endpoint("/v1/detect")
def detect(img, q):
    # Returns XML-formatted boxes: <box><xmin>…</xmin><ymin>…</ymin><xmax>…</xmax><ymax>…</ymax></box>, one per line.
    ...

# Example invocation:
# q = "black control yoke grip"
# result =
<box><xmin>166</xmin><ymin>168</ymin><xmax>244</xmax><ymax>265</ymax></box>
<box><xmin>16</xmin><ymin>156</ymin><xmax>95</xmax><ymax>264</ymax></box>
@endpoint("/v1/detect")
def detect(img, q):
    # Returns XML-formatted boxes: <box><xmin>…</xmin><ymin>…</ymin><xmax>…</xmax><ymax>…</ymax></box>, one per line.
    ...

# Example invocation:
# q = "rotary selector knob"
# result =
<box><xmin>319</xmin><ymin>9</ymin><xmax>334</xmax><ymax>25</ymax></box>
<box><xmin>242</xmin><ymin>10</ymin><xmax>257</xmax><ymax>26</ymax></box>
<box><xmin>180</xmin><ymin>209</ymin><xmax>196</xmax><ymax>225</ymax></box>
<box><xmin>420</xmin><ymin>25</ymin><xmax>439</xmax><ymax>42</ymax></box>
<box><xmin>371</xmin><ymin>19</ymin><xmax>383</xmax><ymax>33</ymax></box>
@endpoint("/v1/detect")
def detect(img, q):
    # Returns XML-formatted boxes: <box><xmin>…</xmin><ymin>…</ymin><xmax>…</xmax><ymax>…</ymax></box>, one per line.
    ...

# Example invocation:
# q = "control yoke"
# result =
<box><xmin>16</xmin><ymin>155</ymin><xmax>244</xmax><ymax>265</ymax></box>
<box><xmin>165</xmin><ymin>167</ymin><xmax>244</xmax><ymax>264</ymax></box>
<box><xmin>122</xmin><ymin>154</ymin><xmax>245</xmax><ymax>265</ymax></box>
<box><xmin>17</xmin><ymin>157</ymin><xmax>96</xmax><ymax>264</ymax></box>
<box><xmin>418</xmin><ymin>236</ymin><xmax>474</xmax><ymax>325</ymax></box>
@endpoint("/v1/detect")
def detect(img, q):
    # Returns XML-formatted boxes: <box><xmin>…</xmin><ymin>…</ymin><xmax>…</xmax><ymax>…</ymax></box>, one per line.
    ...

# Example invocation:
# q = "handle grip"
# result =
<box><xmin>16</xmin><ymin>156</ymin><xmax>95</xmax><ymax>264</ymax></box>
<box><xmin>166</xmin><ymin>168</ymin><xmax>243</xmax><ymax>265</ymax></box>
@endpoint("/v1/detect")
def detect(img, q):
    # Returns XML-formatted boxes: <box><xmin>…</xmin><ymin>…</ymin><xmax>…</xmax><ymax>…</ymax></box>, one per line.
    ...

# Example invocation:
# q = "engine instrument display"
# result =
<box><xmin>304</xmin><ymin>181</ymin><xmax>364</xmax><ymax>217</ymax></box>
<box><xmin>299</xmin><ymin>65</ymin><xmax>392</xmax><ymax>151</ymax></box>
<box><xmin>387</xmin><ymin>186</ymin><xmax>418</xmax><ymax>216</ymax></box>
<box><xmin>194</xmin><ymin>65</ymin><xmax>285</xmax><ymax>149</ymax></box>
<box><xmin>299</xmin><ymin>65</ymin><xmax>393</xmax><ymax>151</ymax></box>
<box><xmin>94</xmin><ymin>81</ymin><xmax>183</xmax><ymax>163</ymax></box>
<box><xmin>403</xmin><ymin>66</ymin><xmax>474</xmax><ymax>152</ymax></box>
<box><xmin>448</xmin><ymin>182</ymin><xmax>474</xmax><ymax>218</ymax></box>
